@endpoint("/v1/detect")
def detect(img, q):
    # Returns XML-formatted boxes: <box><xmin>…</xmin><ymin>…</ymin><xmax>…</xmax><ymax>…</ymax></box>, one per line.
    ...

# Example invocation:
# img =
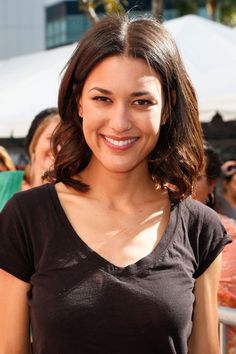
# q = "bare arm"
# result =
<box><xmin>0</xmin><ymin>269</ymin><xmax>31</xmax><ymax>354</ymax></box>
<box><xmin>188</xmin><ymin>253</ymin><xmax>222</xmax><ymax>354</ymax></box>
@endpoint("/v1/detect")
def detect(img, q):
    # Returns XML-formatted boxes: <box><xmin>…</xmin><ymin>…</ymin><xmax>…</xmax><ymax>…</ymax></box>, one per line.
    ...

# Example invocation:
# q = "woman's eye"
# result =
<box><xmin>133</xmin><ymin>99</ymin><xmax>154</xmax><ymax>106</ymax></box>
<box><xmin>92</xmin><ymin>96</ymin><xmax>111</xmax><ymax>102</ymax></box>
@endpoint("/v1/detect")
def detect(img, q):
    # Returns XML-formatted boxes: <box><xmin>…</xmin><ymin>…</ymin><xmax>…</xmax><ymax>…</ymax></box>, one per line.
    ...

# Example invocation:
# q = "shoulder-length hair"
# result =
<box><xmin>48</xmin><ymin>14</ymin><xmax>204</xmax><ymax>200</ymax></box>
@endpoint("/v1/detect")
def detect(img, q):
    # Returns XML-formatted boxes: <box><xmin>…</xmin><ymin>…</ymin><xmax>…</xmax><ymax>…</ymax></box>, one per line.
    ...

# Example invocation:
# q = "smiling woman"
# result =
<box><xmin>78</xmin><ymin>56</ymin><xmax>164</xmax><ymax>174</ymax></box>
<box><xmin>50</xmin><ymin>15</ymin><xmax>203</xmax><ymax>199</ymax></box>
<box><xmin>0</xmin><ymin>14</ymin><xmax>231</xmax><ymax>354</ymax></box>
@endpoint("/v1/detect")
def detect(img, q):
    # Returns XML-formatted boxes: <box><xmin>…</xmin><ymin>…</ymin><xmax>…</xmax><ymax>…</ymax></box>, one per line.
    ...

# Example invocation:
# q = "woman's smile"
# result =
<box><xmin>102</xmin><ymin>135</ymin><xmax>139</xmax><ymax>151</ymax></box>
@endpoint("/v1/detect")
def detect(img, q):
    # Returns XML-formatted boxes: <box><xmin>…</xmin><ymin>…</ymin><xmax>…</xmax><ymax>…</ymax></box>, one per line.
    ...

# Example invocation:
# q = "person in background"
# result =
<box><xmin>23</xmin><ymin>107</ymin><xmax>60</xmax><ymax>188</ymax></box>
<box><xmin>0</xmin><ymin>108</ymin><xmax>60</xmax><ymax>211</ymax></box>
<box><xmin>192</xmin><ymin>141</ymin><xmax>222</xmax><ymax>207</ymax></box>
<box><xmin>0</xmin><ymin>146</ymin><xmax>16</xmax><ymax>171</ymax></box>
<box><xmin>192</xmin><ymin>142</ymin><xmax>236</xmax><ymax>354</ymax></box>
<box><xmin>0</xmin><ymin>14</ymin><xmax>231</xmax><ymax>354</ymax></box>
<box><xmin>216</xmin><ymin>160</ymin><xmax>236</xmax><ymax>221</ymax></box>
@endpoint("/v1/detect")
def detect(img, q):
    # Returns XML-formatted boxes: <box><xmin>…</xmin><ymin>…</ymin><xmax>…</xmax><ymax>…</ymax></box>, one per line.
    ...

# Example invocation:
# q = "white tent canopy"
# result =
<box><xmin>164</xmin><ymin>15</ymin><xmax>236</xmax><ymax>122</ymax></box>
<box><xmin>0</xmin><ymin>44</ymin><xmax>76</xmax><ymax>138</ymax></box>
<box><xmin>0</xmin><ymin>15</ymin><xmax>236</xmax><ymax>137</ymax></box>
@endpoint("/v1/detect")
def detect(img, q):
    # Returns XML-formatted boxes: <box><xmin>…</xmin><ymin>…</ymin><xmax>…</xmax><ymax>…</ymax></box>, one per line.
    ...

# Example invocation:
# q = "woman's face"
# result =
<box><xmin>193</xmin><ymin>174</ymin><xmax>215</xmax><ymax>204</ymax></box>
<box><xmin>224</xmin><ymin>174</ymin><xmax>236</xmax><ymax>202</ymax></box>
<box><xmin>32</xmin><ymin>118</ymin><xmax>59</xmax><ymax>173</ymax></box>
<box><xmin>192</xmin><ymin>157</ymin><xmax>216</xmax><ymax>204</ymax></box>
<box><xmin>78</xmin><ymin>55</ymin><xmax>164</xmax><ymax>174</ymax></box>
<box><xmin>0</xmin><ymin>160</ymin><xmax>8</xmax><ymax>172</ymax></box>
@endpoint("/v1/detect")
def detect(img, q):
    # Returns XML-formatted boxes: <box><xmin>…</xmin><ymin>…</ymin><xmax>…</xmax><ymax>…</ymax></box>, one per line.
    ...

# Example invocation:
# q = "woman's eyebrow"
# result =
<box><xmin>88</xmin><ymin>87</ymin><xmax>154</xmax><ymax>97</ymax></box>
<box><xmin>131</xmin><ymin>91</ymin><xmax>152</xmax><ymax>97</ymax></box>
<box><xmin>88</xmin><ymin>87</ymin><xmax>112</xmax><ymax>94</ymax></box>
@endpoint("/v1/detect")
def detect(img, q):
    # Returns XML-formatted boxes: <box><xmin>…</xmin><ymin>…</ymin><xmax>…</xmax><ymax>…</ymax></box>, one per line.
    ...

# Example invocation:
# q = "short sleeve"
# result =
<box><xmin>0</xmin><ymin>194</ymin><xmax>34</xmax><ymax>282</ymax></box>
<box><xmin>194</xmin><ymin>206</ymin><xmax>232</xmax><ymax>278</ymax></box>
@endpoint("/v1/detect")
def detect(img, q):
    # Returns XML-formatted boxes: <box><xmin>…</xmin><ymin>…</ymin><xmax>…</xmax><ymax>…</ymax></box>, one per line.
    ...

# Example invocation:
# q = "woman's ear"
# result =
<box><xmin>79</xmin><ymin>105</ymin><xmax>83</xmax><ymax>118</ymax></box>
<box><xmin>161</xmin><ymin>90</ymin><xmax>176</xmax><ymax>126</ymax></box>
<box><xmin>161</xmin><ymin>112</ymin><xmax>168</xmax><ymax>126</ymax></box>
<box><xmin>161</xmin><ymin>107</ymin><xmax>170</xmax><ymax>126</ymax></box>
<box><xmin>77</xmin><ymin>98</ymin><xmax>83</xmax><ymax>117</ymax></box>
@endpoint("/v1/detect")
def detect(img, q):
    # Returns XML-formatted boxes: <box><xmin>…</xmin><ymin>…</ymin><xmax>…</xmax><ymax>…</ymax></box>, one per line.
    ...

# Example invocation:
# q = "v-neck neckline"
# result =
<box><xmin>48</xmin><ymin>183</ymin><xmax>180</xmax><ymax>274</ymax></box>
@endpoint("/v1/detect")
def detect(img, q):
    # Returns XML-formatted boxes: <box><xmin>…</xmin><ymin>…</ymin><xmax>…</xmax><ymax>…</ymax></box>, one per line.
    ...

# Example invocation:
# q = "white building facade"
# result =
<box><xmin>0</xmin><ymin>0</ymin><xmax>60</xmax><ymax>60</ymax></box>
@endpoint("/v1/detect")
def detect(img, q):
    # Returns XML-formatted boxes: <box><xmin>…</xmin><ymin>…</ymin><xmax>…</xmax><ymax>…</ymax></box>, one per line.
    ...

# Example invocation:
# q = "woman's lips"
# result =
<box><xmin>102</xmin><ymin>135</ymin><xmax>139</xmax><ymax>150</ymax></box>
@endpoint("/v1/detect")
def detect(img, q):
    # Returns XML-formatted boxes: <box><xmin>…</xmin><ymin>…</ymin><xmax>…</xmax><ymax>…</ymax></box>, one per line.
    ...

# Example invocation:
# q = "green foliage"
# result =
<box><xmin>219</xmin><ymin>0</ymin><xmax>236</xmax><ymax>26</ymax></box>
<box><xmin>175</xmin><ymin>0</ymin><xmax>198</xmax><ymax>16</ymax></box>
<box><xmin>103</xmin><ymin>0</ymin><xmax>127</xmax><ymax>14</ymax></box>
<box><xmin>78</xmin><ymin>0</ymin><xmax>236</xmax><ymax>26</ymax></box>
<box><xmin>78</xmin><ymin>0</ymin><xmax>127</xmax><ymax>23</ymax></box>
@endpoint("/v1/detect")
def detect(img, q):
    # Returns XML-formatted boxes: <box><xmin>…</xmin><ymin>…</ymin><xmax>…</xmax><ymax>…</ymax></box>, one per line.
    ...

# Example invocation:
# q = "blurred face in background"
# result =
<box><xmin>26</xmin><ymin>114</ymin><xmax>60</xmax><ymax>187</ymax></box>
<box><xmin>224</xmin><ymin>174</ymin><xmax>236</xmax><ymax>203</ymax></box>
<box><xmin>0</xmin><ymin>160</ymin><xmax>8</xmax><ymax>172</ymax></box>
<box><xmin>30</xmin><ymin>116</ymin><xmax>60</xmax><ymax>173</ymax></box>
<box><xmin>193</xmin><ymin>173</ymin><xmax>215</xmax><ymax>204</ymax></box>
<box><xmin>192</xmin><ymin>158</ymin><xmax>216</xmax><ymax>204</ymax></box>
<box><xmin>0</xmin><ymin>146</ymin><xmax>16</xmax><ymax>171</ymax></box>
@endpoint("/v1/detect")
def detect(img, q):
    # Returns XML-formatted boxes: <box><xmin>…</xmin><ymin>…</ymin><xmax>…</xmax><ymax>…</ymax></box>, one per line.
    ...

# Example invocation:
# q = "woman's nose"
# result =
<box><xmin>108</xmin><ymin>104</ymin><xmax>132</xmax><ymax>132</ymax></box>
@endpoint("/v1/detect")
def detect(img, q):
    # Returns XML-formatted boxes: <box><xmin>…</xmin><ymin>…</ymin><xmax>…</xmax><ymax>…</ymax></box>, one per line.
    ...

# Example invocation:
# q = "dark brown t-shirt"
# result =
<box><xmin>0</xmin><ymin>183</ymin><xmax>231</xmax><ymax>354</ymax></box>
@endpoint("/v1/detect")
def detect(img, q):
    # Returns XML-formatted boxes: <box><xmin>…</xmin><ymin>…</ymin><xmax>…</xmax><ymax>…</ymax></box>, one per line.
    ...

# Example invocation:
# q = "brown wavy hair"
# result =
<box><xmin>47</xmin><ymin>14</ymin><xmax>204</xmax><ymax>200</ymax></box>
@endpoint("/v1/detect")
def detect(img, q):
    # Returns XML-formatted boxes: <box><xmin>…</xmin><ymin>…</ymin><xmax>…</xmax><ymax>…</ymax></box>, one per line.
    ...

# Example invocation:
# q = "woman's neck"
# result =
<box><xmin>79</xmin><ymin>158</ymin><xmax>160</xmax><ymax>209</ymax></box>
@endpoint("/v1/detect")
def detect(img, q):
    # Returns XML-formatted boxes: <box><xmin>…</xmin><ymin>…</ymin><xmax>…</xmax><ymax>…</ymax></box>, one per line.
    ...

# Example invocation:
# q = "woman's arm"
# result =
<box><xmin>0</xmin><ymin>269</ymin><xmax>31</xmax><ymax>354</ymax></box>
<box><xmin>188</xmin><ymin>253</ymin><xmax>222</xmax><ymax>354</ymax></box>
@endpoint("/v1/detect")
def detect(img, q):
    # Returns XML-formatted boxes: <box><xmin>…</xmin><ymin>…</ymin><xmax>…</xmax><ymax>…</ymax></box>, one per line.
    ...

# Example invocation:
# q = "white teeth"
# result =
<box><xmin>104</xmin><ymin>136</ymin><xmax>136</xmax><ymax>147</ymax></box>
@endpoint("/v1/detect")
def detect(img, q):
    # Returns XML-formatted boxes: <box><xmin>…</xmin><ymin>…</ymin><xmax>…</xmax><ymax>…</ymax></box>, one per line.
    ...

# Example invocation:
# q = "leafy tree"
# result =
<box><xmin>175</xmin><ymin>0</ymin><xmax>198</xmax><ymax>16</ymax></box>
<box><xmin>219</xmin><ymin>0</ymin><xmax>236</xmax><ymax>26</ymax></box>
<box><xmin>206</xmin><ymin>0</ymin><xmax>236</xmax><ymax>25</ymax></box>
<box><xmin>78</xmin><ymin>0</ymin><xmax>127</xmax><ymax>23</ymax></box>
<box><xmin>78</xmin><ymin>0</ymin><xmax>236</xmax><ymax>27</ymax></box>
<box><xmin>151</xmin><ymin>0</ymin><xmax>164</xmax><ymax>20</ymax></box>
<box><xmin>150</xmin><ymin>0</ymin><xmax>199</xmax><ymax>20</ymax></box>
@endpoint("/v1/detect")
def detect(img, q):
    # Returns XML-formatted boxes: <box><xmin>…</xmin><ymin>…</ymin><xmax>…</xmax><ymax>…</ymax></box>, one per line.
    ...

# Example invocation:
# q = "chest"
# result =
<box><xmin>58</xmin><ymin>197</ymin><xmax>170</xmax><ymax>268</ymax></box>
<box><xmin>29</xmin><ymin>231</ymin><xmax>195</xmax><ymax>354</ymax></box>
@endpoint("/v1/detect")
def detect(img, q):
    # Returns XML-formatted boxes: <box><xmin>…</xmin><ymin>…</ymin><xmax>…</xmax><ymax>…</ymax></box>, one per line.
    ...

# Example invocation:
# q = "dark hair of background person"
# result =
<box><xmin>46</xmin><ymin>14</ymin><xmax>204</xmax><ymax>201</ymax></box>
<box><xmin>25</xmin><ymin>107</ymin><xmax>58</xmax><ymax>157</ymax></box>
<box><xmin>203</xmin><ymin>141</ymin><xmax>222</xmax><ymax>181</ymax></box>
<box><xmin>203</xmin><ymin>141</ymin><xmax>222</xmax><ymax>208</ymax></box>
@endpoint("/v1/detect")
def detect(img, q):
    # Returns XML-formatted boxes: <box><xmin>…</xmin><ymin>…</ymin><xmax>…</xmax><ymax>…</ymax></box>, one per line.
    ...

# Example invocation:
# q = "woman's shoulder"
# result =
<box><xmin>177</xmin><ymin>198</ymin><xmax>230</xmax><ymax>245</ymax></box>
<box><xmin>19</xmin><ymin>182</ymin><xmax>52</xmax><ymax>198</ymax></box>
<box><xmin>179</xmin><ymin>198</ymin><xmax>232</xmax><ymax>278</ymax></box>
<box><xmin>2</xmin><ymin>183</ymin><xmax>54</xmax><ymax>213</ymax></box>
<box><xmin>180</xmin><ymin>197</ymin><xmax>220</xmax><ymax>224</ymax></box>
